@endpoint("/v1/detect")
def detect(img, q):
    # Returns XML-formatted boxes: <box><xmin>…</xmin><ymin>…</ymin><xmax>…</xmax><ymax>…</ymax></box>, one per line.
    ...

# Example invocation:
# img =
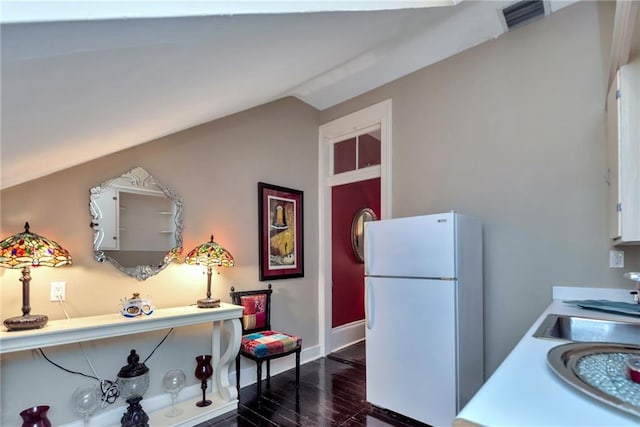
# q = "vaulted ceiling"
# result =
<box><xmin>0</xmin><ymin>1</ymin><xmax>585</xmax><ymax>189</ymax></box>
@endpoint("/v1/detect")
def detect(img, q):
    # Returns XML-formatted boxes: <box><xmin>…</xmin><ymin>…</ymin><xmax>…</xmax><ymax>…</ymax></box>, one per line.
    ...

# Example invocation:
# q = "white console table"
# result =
<box><xmin>0</xmin><ymin>303</ymin><xmax>243</xmax><ymax>426</ymax></box>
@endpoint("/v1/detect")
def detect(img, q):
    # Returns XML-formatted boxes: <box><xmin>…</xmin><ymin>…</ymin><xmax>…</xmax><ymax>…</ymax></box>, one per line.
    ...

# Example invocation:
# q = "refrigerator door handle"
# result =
<box><xmin>365</xmin><ymin>280</ymin><xmax>373</xmax><ymax>329</ymax></box>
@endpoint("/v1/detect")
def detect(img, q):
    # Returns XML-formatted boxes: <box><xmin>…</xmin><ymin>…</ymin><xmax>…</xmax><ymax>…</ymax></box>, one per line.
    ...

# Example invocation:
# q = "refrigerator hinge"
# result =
<box><xmin>440</xmin><ymin>277</ymin><xmax>456</xmax><ymax>281</ymax></box>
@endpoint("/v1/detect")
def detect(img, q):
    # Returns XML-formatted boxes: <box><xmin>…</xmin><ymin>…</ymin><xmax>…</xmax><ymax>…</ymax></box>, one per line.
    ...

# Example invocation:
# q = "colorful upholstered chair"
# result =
<box><xmin>230</xmin><ymin>284</ymin><xmax>301</xmax><ymax>400</ymax></box>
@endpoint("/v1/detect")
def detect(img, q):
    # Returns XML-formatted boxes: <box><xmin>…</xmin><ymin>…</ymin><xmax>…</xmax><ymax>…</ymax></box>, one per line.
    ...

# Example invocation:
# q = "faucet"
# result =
<box><xmin>625</xmin><ymin>272</ymin><xmax>640</xmax><ymax>304</ymax></box>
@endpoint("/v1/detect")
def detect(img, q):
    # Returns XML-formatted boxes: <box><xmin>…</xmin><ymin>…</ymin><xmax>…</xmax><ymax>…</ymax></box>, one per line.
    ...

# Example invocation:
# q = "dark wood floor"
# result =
<box><xmin>326</xmin><ymin>341</ymin><xmax>366</xmax><ymax>368</ymax></box>
<box><xmin>198</xmin><ymin>342</ymin><xmax>426</xmax><ymax>426</ymax></box>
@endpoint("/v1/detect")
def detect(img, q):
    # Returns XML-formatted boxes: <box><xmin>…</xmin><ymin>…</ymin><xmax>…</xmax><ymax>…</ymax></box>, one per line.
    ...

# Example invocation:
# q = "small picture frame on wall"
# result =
<box><xmin>258</xmin><ymin>182</ymin><xmax>304</xmax><ymax>281</ymax></box>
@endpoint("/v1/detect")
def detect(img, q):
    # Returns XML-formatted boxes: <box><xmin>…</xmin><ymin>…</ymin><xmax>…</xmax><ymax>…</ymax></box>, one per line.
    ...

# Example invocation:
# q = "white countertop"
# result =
<box><xmin>456</xmin><ymin>286</ymin><xmax>640</xmax><ymax>426</ymax></box>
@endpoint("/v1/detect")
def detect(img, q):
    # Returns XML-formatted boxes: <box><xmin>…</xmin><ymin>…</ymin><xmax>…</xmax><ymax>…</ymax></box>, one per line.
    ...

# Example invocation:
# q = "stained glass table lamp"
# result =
<box><xmin>184</xmin><ymin>235</ymin><xmax>234</xmax><ymax>308</ymax></box>
<box><xmin>0</xmin><ymin>222</ymin><xmax>72</xmax><ymax>331</ymax></box>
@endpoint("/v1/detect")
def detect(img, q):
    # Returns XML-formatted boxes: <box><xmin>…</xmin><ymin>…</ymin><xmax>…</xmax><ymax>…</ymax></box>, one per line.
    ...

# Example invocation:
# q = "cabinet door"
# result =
<box><xmin>93</xmin><ymin>188</ymin><xmax>119</xmax><ymax>250</ymax></box>
<box><xmin>619</xmin><ymin>60</ymin><xmax>640</xmax><ymax>243</ymax></box>
<box><xmin>607</xmin><ymin>71</ymin><xmax>621</xmax><ymax>240</ymax></box>
<box><xmin>607</xmin><ymin>59</ymin><xmax>640</xmax><ymax>244</ymax></box>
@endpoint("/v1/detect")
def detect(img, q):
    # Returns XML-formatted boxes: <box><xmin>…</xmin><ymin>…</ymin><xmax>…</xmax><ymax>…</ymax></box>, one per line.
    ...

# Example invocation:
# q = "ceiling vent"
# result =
<box><xmin>501</xmin><ymin>0</ymin><xmax>547</xmax><ymax>30</ymax></box>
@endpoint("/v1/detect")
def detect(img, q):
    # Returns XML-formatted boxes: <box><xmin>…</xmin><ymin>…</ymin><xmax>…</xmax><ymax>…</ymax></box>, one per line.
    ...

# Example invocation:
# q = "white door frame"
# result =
<box><xmin>317</xmin><ymin>99</ymin><xmax>393</xmax><ymax>356</ymax></box>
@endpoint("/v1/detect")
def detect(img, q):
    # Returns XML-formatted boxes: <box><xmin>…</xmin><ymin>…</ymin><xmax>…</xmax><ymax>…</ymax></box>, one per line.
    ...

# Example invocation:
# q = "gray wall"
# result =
<box><xmin>0</xmin><ymin>97</ymin><xmax>319</xmax><ymax>425</ymax></box>
<box><xmin>2</xmin><ymin>2</ymin><xmax>639</xmax><ymax>424</ymax></box>
<box><xmin>320</xmin><ymin>1</ymin><xmax>640</xmax><ymax>376</ymax></box>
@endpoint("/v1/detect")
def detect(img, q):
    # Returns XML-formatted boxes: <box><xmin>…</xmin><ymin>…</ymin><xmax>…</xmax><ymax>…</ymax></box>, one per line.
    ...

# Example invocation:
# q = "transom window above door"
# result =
<box><xmin>333</xmin><ymin>130</ymin><xmax>381</xmax><ymax>175</ymax></box>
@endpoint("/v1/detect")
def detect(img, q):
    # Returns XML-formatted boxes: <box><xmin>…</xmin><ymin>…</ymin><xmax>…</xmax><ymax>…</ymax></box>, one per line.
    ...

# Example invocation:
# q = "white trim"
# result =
<box><xmin>325</xmin><ymin>123</ymin><xmax>382</xmax><ymax>143</ymax></box>
<box><xmin>330</xmin><ymin>320</ymin><xmax>366</xmax><ymax>353</ymax></box>
<box><xmin>320</xmin><ymin>103</ymin><xmax>389</xmax><ymax>141</ymax></box>
<box><xmin>327</xmin><ymin>165</ymin><xmax>381</xmax><ymax>187</ymax></box>
<box><xmin>318</xmin><ymin>99</ymin><xmax>393</xmax><ymax>357</ymax></box>
<box><xmin>380</xmin><ymin>100</ymin><xmax>393</xmax><ymax>220</ymax></box>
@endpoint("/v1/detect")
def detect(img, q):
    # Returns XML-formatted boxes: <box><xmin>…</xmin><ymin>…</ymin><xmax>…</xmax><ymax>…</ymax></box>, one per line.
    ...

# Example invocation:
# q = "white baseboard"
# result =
<box><xmin>330</xmin><ymin>319</ymin><xmax>365</xmax><ymax>353</ymax></box>
<box><xmin>60</xmin><ymin>383</ymin><xmax>208</xmax><ymax>427</ymax></box>
<box><xmin>60</xmin><ymin>345</ymin><xmax>323</xmax><ymax>427</ymax></box>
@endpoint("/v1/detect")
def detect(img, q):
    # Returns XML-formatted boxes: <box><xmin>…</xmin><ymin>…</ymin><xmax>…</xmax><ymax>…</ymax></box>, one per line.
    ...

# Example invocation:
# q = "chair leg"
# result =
<box><xmin>256</xmin><ymin>360</ymin><xmax>263</xmax><ymax>400</ymax></box>
<box><xmin>236</xmin><ymin>355</ymin><xmax>241</xmax><ymax>396</ymax></box>
<box><xmin>266</xmin><ymin>359</ymin><xmax>271</xmax><ymax>390</ymax></box>
<box><xmin>295</xmin><ymin>348</ymin><xmax>301</xmax><ymax>398</ymax></box>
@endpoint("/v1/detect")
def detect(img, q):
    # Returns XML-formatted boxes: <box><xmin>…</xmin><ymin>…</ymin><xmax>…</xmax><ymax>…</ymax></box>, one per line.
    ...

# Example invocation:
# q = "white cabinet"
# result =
<box><xmin>93</xmin><ymin>188</ymin><xmax>119</xmax><ymax>250</ymax></box>
<box><xmin>607</xmin><ymin>58</ymin><xmax>640</xmax><ymax>245</ymax></box>
<box><xmin>92</xmin><ymin>187</ymin><xmax>176</xmax><ymax>252</ymax></box>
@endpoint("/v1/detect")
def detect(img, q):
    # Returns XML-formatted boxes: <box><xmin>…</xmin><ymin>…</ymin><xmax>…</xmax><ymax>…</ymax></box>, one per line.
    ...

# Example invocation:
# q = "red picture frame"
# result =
<box><xmin>258</xmin><ymin>182</ymin><xmax>304</xmax><ymax>281</ymax></box>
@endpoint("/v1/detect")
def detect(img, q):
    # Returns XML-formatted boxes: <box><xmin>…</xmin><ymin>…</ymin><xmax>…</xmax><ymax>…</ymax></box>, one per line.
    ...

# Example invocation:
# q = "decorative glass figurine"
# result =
<box><xmin>194</xmin><ymin>355</ymin><xmax>213</xmax><ymax>407</ymax></box>
<box><xmin>71</xmin><ymin>384</ymin><xmax>101</xmax><ymax>427</ymax></box>
<box><xmin>162</xmin><ymin>369</ymin><xmax>186</xmax><ymax>417</ymax></box>
<box><xmin>19</xmin><ymin>405</ymin><xmax>51</xmax><ymax>427</ymax></box>
<box><xmin>119</xmin><ymin>293</ymin><xmax>154</xmax><ymax>318</ymax></box>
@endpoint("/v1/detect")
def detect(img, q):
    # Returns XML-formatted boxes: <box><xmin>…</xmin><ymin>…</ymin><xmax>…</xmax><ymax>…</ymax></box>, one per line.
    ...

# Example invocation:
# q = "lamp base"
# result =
<box><xmin>120</xmin><ymin>396</ymin><xmax>149</xmax><ymax>427</ymax></box>
<box><xmin>4</xmin><ymin>314</ymin><xmax>48</xmax><ymax>331</ymax></box>
<box><xmin>197</xmin><ymin>298</ymin><xmax>220</xmax><ymax>309</ymax></box>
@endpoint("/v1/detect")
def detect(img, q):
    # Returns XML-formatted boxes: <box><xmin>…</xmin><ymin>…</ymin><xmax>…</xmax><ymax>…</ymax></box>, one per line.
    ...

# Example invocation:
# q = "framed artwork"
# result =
<box><xmin>258</xmin><ymin>182</ymin><xmax>304</xmax><ymax>281</ymax></box>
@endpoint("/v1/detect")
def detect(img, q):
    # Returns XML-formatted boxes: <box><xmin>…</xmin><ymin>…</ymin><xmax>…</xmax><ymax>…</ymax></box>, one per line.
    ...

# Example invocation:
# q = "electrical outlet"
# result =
<box><xmin>50</xmin><ymin>281</ymin><xmax>66</xmax><ymax>301</ymax></box>
<box><xmin>609</xmin><ymin>250</ymin><xmax>624</xmax><ymax>268</ymax></box>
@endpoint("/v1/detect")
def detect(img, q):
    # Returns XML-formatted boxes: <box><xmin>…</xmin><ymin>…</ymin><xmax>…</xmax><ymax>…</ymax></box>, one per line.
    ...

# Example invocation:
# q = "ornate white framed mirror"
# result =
<box><xmin>89</xmin><ymin>167</ymin><xmax>183</xmax><ymax>280</ymax></box>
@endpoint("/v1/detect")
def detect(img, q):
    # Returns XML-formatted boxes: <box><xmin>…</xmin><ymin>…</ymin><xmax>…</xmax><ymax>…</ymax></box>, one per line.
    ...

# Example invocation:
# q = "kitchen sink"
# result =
<box><xmin>533</xmin><ymin>313</ymin><xmax>640</xmax><ymax>344</ymax></box>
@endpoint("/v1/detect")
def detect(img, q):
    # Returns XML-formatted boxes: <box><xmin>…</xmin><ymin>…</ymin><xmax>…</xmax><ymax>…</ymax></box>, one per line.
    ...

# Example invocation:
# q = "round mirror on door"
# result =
<box><xmin>351</xmin><ymin>207</ymin><xmax>377</xmax><ymax>263</ymax></box>
<box><xmin>89</xmin><ymin>167</ymin><xmax>183</xmax><ymax>280</ymax></box>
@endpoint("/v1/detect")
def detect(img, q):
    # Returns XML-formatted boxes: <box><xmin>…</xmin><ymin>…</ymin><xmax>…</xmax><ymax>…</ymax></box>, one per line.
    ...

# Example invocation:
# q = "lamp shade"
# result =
<box><xmin>184</xmin><ymin>235</ymin><xmax>234</xmax><ymax>267</ymax></box>
<box><xmin>0</xmin><ymin>222</ymin><xmax>72</xmax><ymax>268</ymax></box>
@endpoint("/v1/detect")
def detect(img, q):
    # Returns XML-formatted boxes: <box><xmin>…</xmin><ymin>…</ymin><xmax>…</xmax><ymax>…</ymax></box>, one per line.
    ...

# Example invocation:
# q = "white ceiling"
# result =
<box><xmin>0</xmin><ymin>0</ymin><xmax>579</xmax><ymax>189</ymax></box>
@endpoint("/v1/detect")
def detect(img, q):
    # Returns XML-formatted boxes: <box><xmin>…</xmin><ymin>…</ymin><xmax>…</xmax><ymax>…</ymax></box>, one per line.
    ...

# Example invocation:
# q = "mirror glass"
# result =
<box><xmin>351</xmin><ymin>208</ymin><xmax>377</xmax><ymax>263</ymax></box>
<box><xmin>89</xmin><ymin>167</ymin><xmax>183</xmax><ymax>280</ymax></box>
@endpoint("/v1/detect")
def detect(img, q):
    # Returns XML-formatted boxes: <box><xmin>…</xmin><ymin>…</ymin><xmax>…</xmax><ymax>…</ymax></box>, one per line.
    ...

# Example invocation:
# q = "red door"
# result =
<box><xmin>331</xmin><ymin>178</ymin><xmax>380</xmax><ymax>327</ymax></box>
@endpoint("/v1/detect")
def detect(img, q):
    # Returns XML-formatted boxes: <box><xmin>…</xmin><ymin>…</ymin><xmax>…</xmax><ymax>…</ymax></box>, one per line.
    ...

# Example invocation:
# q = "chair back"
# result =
<box><xmin>230</xmin><ymin>284</ymin><xmax>272</xmax><ymax>334</ymax></box>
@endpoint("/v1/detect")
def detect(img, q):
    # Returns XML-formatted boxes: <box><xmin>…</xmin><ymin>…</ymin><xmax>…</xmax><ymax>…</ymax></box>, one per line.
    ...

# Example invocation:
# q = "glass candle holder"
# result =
<box><xmin>194</xmin><ymin>355</ymin><xmax>213</xmax><ymax>407</ymax></box>
<box><xmin>162</xmin><ymin>369</ymin><xmax>186</xmax><ymax>417</ymax></box>
<box><xmin>19</xmin><ymin>405</ymin><xmax>51</xmax><ymax>427</ymax></box>
<box><xmin>72</xmin><ymin>384</ymin><xmax>101</xmax><ymax>427</ymax></box>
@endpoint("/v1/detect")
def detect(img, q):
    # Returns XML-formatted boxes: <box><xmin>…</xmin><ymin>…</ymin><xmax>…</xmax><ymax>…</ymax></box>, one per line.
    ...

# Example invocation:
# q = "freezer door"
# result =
<box><xmin>365</xmin><ymin>213</ymin><xmax>455</xmax><ymax>278</ymax></box>
<box><xmin>365</xmin><ymin>277</ymin><xmax>457</xmax><ymax>426</ymax></box>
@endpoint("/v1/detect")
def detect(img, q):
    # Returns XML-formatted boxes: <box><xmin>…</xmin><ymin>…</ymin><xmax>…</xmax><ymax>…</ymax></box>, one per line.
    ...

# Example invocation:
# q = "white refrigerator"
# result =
<box><xmin>364</xmin><ymin>212</ymin><xmax>483</xmax><ymax>427</ymax></box>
